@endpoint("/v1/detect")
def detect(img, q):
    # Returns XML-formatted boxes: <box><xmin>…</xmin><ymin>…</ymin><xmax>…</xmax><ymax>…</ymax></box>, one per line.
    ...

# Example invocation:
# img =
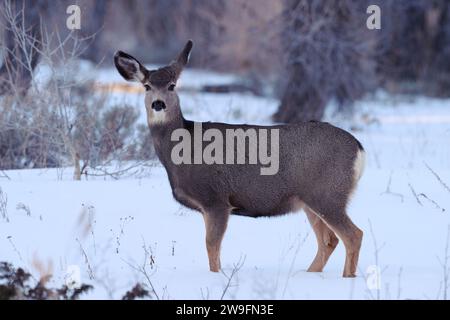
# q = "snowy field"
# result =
<box><xmin>1</xmin><ymin>66</ymin><xmax>450</xmax><ymax>300</ymax></box>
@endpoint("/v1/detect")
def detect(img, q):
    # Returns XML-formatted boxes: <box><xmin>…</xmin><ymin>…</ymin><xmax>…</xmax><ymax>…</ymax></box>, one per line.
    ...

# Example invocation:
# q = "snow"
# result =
<box><xmin>1</xmin><ymin>68</ymin><xmax>450</xmax><ymax>300</ymax></box>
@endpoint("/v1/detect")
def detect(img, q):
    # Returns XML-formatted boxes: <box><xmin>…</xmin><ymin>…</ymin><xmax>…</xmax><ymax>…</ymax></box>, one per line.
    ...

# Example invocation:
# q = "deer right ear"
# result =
<box><xmin>114</xmin><ymin>51</ymin><xmax>148</xmax><ymax>83</ymax></box>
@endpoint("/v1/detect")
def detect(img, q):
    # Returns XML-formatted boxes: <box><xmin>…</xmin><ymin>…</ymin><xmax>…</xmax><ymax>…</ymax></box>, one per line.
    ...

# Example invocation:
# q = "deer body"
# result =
<box><xmin>114</xmin><ymin>41</ymin><xmax>365</xmax><ymax>277</ymax></box>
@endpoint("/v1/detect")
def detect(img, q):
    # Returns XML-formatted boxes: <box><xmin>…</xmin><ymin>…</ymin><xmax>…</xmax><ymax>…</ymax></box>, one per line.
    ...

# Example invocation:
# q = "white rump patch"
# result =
<box><xmin>353</xmin><ymin>149</ymin><xmax>366</xmax><ymax>183</ymax></box>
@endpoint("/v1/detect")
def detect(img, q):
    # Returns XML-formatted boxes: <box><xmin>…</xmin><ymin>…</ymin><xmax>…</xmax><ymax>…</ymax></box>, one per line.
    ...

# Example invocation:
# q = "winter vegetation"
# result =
<box><xmin>1</xmin><ymin>0</ymin><xmax>450</xmax><ymax>300</ymax></box>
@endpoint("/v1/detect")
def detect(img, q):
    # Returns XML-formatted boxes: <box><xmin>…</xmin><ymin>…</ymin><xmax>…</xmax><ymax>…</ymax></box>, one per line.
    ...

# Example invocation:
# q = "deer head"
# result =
<box><xmin>114</xmin><ymin>40</ymin><xmax>193</xmax><ymax>126</ymax></box>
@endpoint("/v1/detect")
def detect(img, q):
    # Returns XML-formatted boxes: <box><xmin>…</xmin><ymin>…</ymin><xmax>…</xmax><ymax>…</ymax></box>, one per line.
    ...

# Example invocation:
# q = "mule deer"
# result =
<box><xmin>114</xmin><ymin>40</ymin><xmax>365</xmax><ymax>277</ymax></box>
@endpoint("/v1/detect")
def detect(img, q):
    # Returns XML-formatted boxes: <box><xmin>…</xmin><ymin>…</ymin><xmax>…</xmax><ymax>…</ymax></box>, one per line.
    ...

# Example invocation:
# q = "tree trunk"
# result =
<box><xmin>73</xmin><ymin>152</ymin><xmax>81</xmax><ymax>181</ymax></box>
<box><xmin>274</xmin><ymin>66</ymin><xmax>327</xmax><ymax>123</ymax></box>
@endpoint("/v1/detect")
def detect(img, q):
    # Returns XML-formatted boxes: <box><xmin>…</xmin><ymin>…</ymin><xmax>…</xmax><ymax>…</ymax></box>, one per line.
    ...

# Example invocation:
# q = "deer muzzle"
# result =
<box><xmin>152</xmin><ymin>100</ymin><xmax>166</xmax><ymax>111</ymax></box>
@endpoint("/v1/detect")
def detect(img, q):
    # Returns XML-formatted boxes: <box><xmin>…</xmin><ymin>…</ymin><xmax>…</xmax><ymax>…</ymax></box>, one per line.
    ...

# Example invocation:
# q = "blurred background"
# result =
<box><xmin>1</xmin><ymin>0</ymin><xmax>450</xmax><ymax>172</ymax></box>
<box><xmin>3</xmin><ymin>1</ymin><xmax>450</xmax><ymax>108</ymax></box>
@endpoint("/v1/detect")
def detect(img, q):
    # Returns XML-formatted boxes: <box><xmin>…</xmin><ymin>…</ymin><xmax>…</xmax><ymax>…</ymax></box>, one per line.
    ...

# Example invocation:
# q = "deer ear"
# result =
<box><xmin>170</xmin><ymin>40</ymin><xmax>193</xmax><ymax>79</ymax></box>
<box><xmin>176</xmin><ymin>40</ymin><xmax>193</xmax><ymax>67</ymax></box>
<box><xmin>114</xmin><ymin>51</ymin><xmax>148</xmax><ymax>83</ymax></box>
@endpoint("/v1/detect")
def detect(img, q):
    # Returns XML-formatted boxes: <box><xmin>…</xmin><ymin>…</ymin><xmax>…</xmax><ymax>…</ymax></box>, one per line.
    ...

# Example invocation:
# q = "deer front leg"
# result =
<box><xmin>202</xmin><ymin>207</ymin><xmax>230</xmax><ymax>272</ymax></box>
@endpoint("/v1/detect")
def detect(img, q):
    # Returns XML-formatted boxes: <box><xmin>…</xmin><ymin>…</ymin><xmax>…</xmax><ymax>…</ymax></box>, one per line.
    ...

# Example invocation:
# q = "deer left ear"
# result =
<box><xmin>171</xmin><ymin>40</ymin><xmax>193</xmax><ymax>79</ymax></box>
<box><xmin>114</xmin><ymin>51</ymin><xmax>148</xmax><ymax>83</ymax></box>
<box><xmin>177</xmin><ymin>40</ymin><xmax>193</xmax><ymax>67</ymax></box>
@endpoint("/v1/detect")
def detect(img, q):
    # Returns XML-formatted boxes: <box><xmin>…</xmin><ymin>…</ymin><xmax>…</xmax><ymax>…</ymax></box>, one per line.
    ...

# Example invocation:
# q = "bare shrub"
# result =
<box><xmin>69</xmin><ymin>87</ymin><xmax>142</xmax><ymax>178</ymax></box>
<box><xmin>121</xmin><ymin>283</ymin><xmax>150</xmax><ymax>300</ymax></box>
<box><xmin>0</xmin><ymin>80</ymin><xmax>147</xmax><ymax>178</ymax></box>
<box><xmin>0</xmin><ymin>1</ymin><xmax>154</xmax><ymax>179</ymax></box>
<box><xmin>132</xmin><ymin>124</ymin><xmax>155</xmax><ymax>161</ymax></box>
<box><xmin>0</xmin><ymin>95</ymin><xmax>63</xmax><ymax>170</ymax></box>
<box><xmin>0</xmin><ymin>261</ymin><xmax>92</xmax><ymax>300</ymax></box>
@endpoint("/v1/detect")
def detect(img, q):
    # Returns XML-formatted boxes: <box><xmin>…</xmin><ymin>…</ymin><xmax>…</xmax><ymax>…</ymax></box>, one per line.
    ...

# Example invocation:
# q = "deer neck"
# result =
<box><xmin>148</xmin><ymin>106</ymin><xmax>186</xmax><ymax>166</ymax></box>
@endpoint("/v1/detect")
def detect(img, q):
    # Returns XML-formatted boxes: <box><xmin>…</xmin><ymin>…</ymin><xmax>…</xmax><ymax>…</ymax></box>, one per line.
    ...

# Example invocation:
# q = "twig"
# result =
<box><xmin>0</xmin><ymin>170</ymin><xmax>11</xmax><ymax>180</ymax></box>
<box><xmin>425</xmin><ymin>162</ymin><xmax>450</xmax><ymax>194</ymax></box>
<box><xmin>380</xmin><ymin>172</ymin><xmax>404</xmax><ymax>202</ymax></box>
<box><xmin>418</xmin><ymin>193</ymin><xmax>445</xmax><ymax>212</ymax></box>
<box><xmin>200</xmin><ymin>287</ymin><xmax>210</xmax><ymax>300</ymax></box>
<box><xmin>16</xmin><ymin>202</ymin><xmax>31</xmax><ymax>216</ymax></box>
<box><xmin>122</xmin><ymin>238</ymin><xmax>160</xmax><ymax>300</ymax></box>
<box><xmin>7</xmin><ymin>236</ymin><xmax>24</xmax><ymax>263</ymax></box>
<box><xmin>396</xmin><ymin>266</ymin><xmax>403</xmax><ymax>300</ymax></box>
<box><xmin>85</xmin><ymin>162</ymin><xmax>148</xmax><ymax>180</ymax></box>
<box><xmin>368</xmin><ymin>219</ymin><xmax>386</xmax><ymax>300</ymax></box>
<box><xmin>76</xmin><ymin>238</ymin><xmax>95</xmax><ymax>280</ymax></box>
<box><xmin>122</xmin><ymin>258</ymin><xmax>159</xmax><ymax>300</ymax></box>
<box><xmin>111</xmin><ymin>216</ymin><xmax>134</xmax><ymax>254</ymax></box>
<box><xmin>0</xmin><ymin>187</ymin><xmax>9</xmax><ymax>222</ymax></box>
<box><xmin>282</xmin><ymin>232</ymin><xmax>309</xmax><ymax>298</ymax></box>
<box><xmin>408</xmin><ymin>183</ymin><xmax>423</xmax><ymax>206</ymax></box>
<box><xmin>220</xmin><ymin>255</ymin><xmax>246</xmax><ymax>300</ymax></box>
<box><xmin>437</xmin><ymin>225</ymin><xmax>450</xmax><ymax>300</ymax></box>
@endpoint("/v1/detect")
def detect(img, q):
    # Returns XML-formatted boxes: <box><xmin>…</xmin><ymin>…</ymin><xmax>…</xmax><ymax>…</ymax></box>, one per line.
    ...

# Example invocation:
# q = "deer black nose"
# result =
<box><xmin>151</xmin><ymin>100</ymin><xmax>166</xmax><ymax>111</ymax></box>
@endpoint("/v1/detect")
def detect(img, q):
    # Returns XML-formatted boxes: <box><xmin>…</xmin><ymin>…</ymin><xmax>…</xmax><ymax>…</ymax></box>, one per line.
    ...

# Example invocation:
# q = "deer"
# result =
<box><xmin>114</xmin><ymin>40</ymin><xmax>365</xmax><ymax>277</ymax></box>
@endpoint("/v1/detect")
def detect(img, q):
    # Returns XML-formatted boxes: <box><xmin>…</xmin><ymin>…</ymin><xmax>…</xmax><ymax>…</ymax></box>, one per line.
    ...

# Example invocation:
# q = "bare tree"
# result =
<box><xmin>376</xmin><ymin>0</ymin><xmax>450</xmax><ymax>96</ymax></box>
<box><xmin>274</xmin><ymin>0</ymin><xmax>376</xmax><ymax>123</ymax></box>
<box><xmin>0</xmin><ymin>0</ymin><xmax>47</xmax><ymax>96</ymax></box>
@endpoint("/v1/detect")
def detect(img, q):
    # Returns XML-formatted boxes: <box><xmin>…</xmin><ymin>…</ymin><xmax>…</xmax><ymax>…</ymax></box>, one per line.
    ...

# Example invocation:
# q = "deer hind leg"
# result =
<box><xmin>202</xmin><ymin>207</ymin><xmax>230</xmax><ymax>272</ymax></box>
<box><xmin>317</xmin><ymin>209</ymin><xmax>363</xmax><ymax>278</ymax></box>
<box><xmin>305</xmin><ymin>206</ymin><xmax>339</xmax><ymax>273</ymax></box>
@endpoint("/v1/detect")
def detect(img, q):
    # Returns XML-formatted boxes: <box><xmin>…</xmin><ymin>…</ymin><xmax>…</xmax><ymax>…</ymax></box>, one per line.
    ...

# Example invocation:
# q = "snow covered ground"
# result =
<box><xmin>1</xmin><ymin>66</ymin><xmax>450</xmax><ymax>299</ymax></box>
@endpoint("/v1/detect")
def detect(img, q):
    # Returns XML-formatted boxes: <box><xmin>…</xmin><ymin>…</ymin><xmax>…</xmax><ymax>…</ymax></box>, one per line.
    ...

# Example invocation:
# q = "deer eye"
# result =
<box><xmin>144</xmin><ymin>84</ymin><xmax>151</xmax><ymax>91</ymax></box>
<box><xmin>168</xmin><ymin>84</ymin><xmax>176</xmax><ymax>91</ymax></box>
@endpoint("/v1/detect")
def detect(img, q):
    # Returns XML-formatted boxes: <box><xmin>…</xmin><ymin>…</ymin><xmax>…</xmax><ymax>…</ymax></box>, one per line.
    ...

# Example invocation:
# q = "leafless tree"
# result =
<box><xmin>375</xmin><ymin>0</ymin><xmax>450</xmax><ymax>96</ymax></box>
<box><xmin>274</xmin><ymin>0</ymin><xmax>376</xmax><ymax>123</ymax></box>
<box><xmin>0</xmin><ymin>0</ymin><xmax>47</xmax><ymax>97</ymax></box>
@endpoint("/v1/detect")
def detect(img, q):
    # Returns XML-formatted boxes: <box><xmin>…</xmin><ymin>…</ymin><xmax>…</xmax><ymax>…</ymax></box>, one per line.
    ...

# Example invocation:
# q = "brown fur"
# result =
<box><xmin>114</xmin><ymin>40</ymin><xmax>365</xmax><ymax>277</ymax></box>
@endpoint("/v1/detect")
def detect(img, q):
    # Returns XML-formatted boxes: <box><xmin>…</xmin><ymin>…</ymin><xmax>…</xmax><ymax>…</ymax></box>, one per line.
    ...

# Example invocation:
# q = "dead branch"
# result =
<box><xmin>408</xmin><ymin>182</ymin><xmax>423</xmax><ymax>206</ymax></box>
<box><xmin>380</xmin><ymin>172</ymin><xmax>405</xmax><ymax>202</ymax></box>
<box><xmin>220</xmin><ymin>255</ymin><xmax>246</xmax><ymax>300</ymax></box>
<box><xmin>425</xmin><ymin>162</ymin><xmax>450</xmax><ymax>194</ymax></box>
<box><xmin>418</xmin><ymin>193</ymin><xmax>446</xmax><ymax>212</ymax></box>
